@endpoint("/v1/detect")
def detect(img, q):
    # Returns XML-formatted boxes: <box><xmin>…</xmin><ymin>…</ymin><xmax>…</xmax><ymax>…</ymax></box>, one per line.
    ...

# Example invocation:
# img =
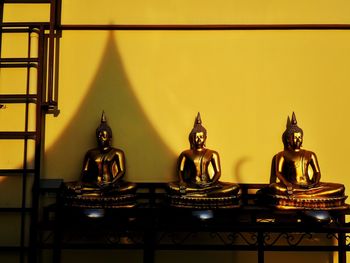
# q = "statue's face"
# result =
<box><xmin>288</xmin><ymin>132</ymin><xmax>303</xmax><ymax>150</ymax></box>
<box><xmin>97</xmin><ymin>130</ymin><xmax>111</xmax><ymax>148</ymax></box>
<box><xmin>194</xmin><ymin>132</ymin><xmax>206</xmax><ymax>149</ymax></box>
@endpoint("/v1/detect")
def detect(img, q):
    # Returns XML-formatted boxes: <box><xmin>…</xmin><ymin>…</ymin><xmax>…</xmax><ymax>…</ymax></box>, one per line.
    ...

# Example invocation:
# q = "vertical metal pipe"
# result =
<box><xmin>20</xmin><ymin>26</ymin><xmax>33</xmax><ymax>263</ymax></box>
<box><xmin>47</xmin><ymin>0</ymin><xmax>56</xmax><ymax>105</ymax></box>
<box><xmin>55</xmin><ymin>0</ymin><xmax>62</xmax><ymax>28</ymax></box>
<box><xmin>0</xmin><ymin>1</ymin><xmax>3</xmax><ymax>58</ymax></box>
<box><xmin>42</xmin><ymin>34</ymin><xmax>48</xmax><ymax>104</ymax></box>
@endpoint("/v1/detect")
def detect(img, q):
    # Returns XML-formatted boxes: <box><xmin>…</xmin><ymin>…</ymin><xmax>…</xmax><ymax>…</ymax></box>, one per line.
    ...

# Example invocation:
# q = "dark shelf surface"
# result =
<box><xmin>48</xmin><ymin>182</ymin><xmax>350</xmax><ymax>233</ymax></box>
<box><xmin>39</xmin><ymin>182</ymin><xmax>350</xmax><ymax>263</ymax></box>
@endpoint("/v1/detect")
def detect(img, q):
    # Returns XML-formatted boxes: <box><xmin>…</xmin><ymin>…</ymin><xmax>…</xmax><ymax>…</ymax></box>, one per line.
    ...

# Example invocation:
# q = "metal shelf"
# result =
<box><xmin>45</xmin><ymin>183</ymin><xmax>350</xmax><ymax>263</ymax></box>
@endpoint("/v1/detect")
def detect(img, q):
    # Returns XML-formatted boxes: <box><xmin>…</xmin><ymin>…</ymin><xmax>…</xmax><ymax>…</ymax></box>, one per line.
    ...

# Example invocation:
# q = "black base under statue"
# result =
<box><xmin>62</xmin><ymin>194</ymin><xmax>137</xmax><ymax>208</ymax></box>
<box><xmin>256</xmin><ymin>192</ymin><xmax>348</xmax><ymax>210</ymax></box>
<box><xmin>168</xmin><ymin>194</ymin><xmax>241</xmax><ymax>209</ymax></box>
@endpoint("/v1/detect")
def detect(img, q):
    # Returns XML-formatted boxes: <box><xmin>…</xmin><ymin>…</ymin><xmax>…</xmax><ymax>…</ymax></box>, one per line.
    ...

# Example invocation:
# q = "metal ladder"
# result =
<box><xmin>0</xmin><ymin>1</ymin><xmax>60</xmax><ymax>262</ymax></box>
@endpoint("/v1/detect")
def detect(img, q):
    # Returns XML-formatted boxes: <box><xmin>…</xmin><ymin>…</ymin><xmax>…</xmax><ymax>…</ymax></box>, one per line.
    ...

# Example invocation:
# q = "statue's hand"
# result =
<box><xmin>307</xmin><ymin>182</ymin><xmax>318</xmax><ymax>189</ymax></box>
<box><xmin>199</xmin><ymin>182</ymin><xmax>212</xmax><ymax>188</ymax></box>
<box><xmin>71</xmin><ymin>184</ymin><xmax>82</xmax><ymax>193</ymax></box>
<box><xmin>72</xmin><ymin>184</ymin><xmax>81</xmax><ymax>190</ymax></box>
<box><xmin>97</xmin><ymin>181</ymin><xmax>109</xmax><ymax>189</ymax></box>
<box><xmin>286</xmin><ymin>183</ymin><xmax>293</xmax><ymax>195</ymax></box>
<box><xmin>179</xmin><ymin>184</ymin><xmax>186</xmax><ymax>194</ymax></box>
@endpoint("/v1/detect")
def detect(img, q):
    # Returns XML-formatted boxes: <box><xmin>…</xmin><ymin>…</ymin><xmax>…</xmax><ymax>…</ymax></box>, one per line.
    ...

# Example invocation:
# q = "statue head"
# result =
<box><xmin>283</xmin><ymin>112</ymin><xmax>303</xmax><ymax>150</ymax></box>
<box><xmin>189</xmin><ymin>112</ymin><xmax>207</xmax><ymax>149</ymax></box>
<box><xmin>96</xmin><ymin>111</ymin><xmax>113</xmax><ymax>149</ymax></box>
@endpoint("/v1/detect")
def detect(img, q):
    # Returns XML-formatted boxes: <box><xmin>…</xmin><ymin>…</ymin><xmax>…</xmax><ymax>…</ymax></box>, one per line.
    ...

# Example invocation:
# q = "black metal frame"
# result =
<box><xmin>40</xmin><ymin>183</ymin><xmax>350</xmax><ymax>263</ymax></box>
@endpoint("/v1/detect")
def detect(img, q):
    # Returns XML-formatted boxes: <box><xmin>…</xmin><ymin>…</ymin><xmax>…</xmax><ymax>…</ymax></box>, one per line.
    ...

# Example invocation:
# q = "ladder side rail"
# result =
<box><xmin>0</xmin><ymin>1</ymin><xmax>3</xmax><ymax>57</ymax></box>
<box><xmin>20</xmin><ymin>25</ymin><xmax>36</xmax><ymax>263</ymax></box>
<box><xmin>28</xmin><ymin>25</ymin><xmax>45</xmax><ymax>263</ymax></box>
<box><xmin>52</xmin><ymin>28</ymin><xmax>60</xmax><ymax>114</ymax></box>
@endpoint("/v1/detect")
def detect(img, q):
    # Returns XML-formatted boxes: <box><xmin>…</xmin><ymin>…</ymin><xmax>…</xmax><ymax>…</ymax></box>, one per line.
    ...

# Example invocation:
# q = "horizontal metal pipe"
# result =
<box><xmin>60</xmin><ymin>24</ymin><xmax>350</xmax><ymax>31</ymax></box>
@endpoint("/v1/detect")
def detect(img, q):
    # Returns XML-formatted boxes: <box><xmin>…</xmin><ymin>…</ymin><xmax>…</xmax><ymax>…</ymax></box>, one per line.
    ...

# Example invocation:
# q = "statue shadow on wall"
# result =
<box><xmin>44</xmin><ymin>31</ymin><xmax>176</xmax><ymax>182</ymax></box>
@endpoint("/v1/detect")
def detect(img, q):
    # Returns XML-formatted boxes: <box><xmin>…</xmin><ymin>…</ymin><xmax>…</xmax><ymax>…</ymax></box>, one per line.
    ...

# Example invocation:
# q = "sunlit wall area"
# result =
<box><xmin>60</xmin><ymin>0</ymin><xmax>350</xmax><ymax>24</ymax></box>
<box><xmin>4</xmin><ymin>0</ymin><xmax>350</xmax><ymax>202</ymax></box>
<box><xmin>4</xmin><ymin>0</ymin><xmax>350</xmax><ymax>188</ymax></box>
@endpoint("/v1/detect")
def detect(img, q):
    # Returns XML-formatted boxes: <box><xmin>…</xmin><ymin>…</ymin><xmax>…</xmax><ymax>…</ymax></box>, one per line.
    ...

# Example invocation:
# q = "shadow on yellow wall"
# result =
<box><xmin>44</xmin><ymin>32</ymin><xmax>176</xmax><ymax>182</ymax></box>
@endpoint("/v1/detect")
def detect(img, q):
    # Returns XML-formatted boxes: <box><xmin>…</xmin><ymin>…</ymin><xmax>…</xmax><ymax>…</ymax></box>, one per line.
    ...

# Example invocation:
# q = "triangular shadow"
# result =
<box><xmin>44</xmin><ymin>32</ymin><xmax>176</xmax><ymax>182</ymax></box>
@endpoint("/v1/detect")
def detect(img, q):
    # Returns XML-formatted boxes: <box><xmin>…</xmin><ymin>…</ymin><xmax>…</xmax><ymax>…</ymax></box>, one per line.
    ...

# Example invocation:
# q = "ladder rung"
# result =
<box><xmin>0</xmin><ymin>169</ymin><xmax>35</xmax><ymax>175</ymax></box>
<box><xmin>0</xmin><ymin>94</ymin><xmax>37</xmax><ymax>103</ymax></box>
<box><xmin>1</xmin><ymin>28</ymin><xmax>34</xmax><ymax>33</ymax></box>
<box><xmin>0</xmin><ymin>62</ymin><xmax>38</xmax><ymax>68</ymax></box>
<box><xmin>0</xmin><ymin>58</ymin><xmax>38</xmax><ymax>63</ymax></box>
<box><xmin>0</xmin><ymin>132</ymin><xmax>36</xmax><ymax>139</ymax></box>
<box><xmin>3</xmin><ymin>0</ymin><xmax>51</xmax><ymax>3</ymax></box>
<box><xmin>0</xmin><ymin>207</ymin><xmax>32</xmax><ymax>213</ymax></box>
<box><xmin>0</xmin><ymin>246</ymin><xmax>29</xmax><ymax>252</ymax></box>
<box><xmin>1</xmin><ymin>22</ymin><xmax>50</xmax><ymax>28</ymax></box>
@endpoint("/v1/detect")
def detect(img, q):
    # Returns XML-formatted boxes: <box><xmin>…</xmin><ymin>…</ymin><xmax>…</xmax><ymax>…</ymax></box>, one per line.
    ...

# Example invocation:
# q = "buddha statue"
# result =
<box><xmin>167</xmin><ymin>113</ymin><xmax>241</xmax><ymax>208</ymax></box>
<box><xmin>63</xmin><ymin>112</ymin><xmax>137</xmax><ymax>208</ymax></box>
<box><xmin>258</xmin><ymin>112</ymin><xmax>346</xmax><ymax>209</ymax></box>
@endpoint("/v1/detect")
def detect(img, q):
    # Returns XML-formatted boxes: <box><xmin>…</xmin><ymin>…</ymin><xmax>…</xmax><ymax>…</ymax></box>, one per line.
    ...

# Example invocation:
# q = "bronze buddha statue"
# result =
<box><xmin>63</xmin><ymin>112</ymin><xmax>137</xmax><ymax>208</ymax></box>
<box><xmin>258</xmin><ymin>112</ymin><xmax>346</xmax><ymax>209</ymax></box>
<box><xmin>167</xmin><ymin>113</ymin><xmax>241</xmax><ymax>208</ymax></box>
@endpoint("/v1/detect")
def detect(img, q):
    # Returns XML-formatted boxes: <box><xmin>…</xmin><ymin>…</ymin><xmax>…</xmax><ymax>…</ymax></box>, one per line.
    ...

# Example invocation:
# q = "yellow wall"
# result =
<box><xmin>44</xmin><ymin>1</ymin><xmax>350</xmax><ymax>186</ymax></box>
<box><xmin>3</xmin><ymin>1</ymin><xmax>350</xmax><ymax>186</ymax></box>
<box><xmin>43</xmin><ymin>29</ymin><xmax>350</xmax><ymax>186</ymax></box>
<box><xmin>2</xmin><ymin>1</ymin><xmax>350</xmax><ymax>262</ymax></box>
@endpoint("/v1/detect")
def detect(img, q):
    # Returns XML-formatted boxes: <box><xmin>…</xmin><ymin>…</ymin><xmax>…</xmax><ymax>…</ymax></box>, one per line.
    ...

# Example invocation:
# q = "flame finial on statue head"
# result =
<box><xmin>283</xmin><ymin>111</ymin><xmax>303</xmax><ymax>143</ymax></box>
<box><xmin>96</xmin><ymin>110</ymin><xmax>113</xmax><ymax>138</ymax></box>
<box><xmin>189</xmin><ymin>112</ymin><xmax>207</xmax><ymax>148</ymax></box>
<box><xmin>101</xmin><ymin>110</ymin><xmax>107</xmax><ymax>123</ymax></box>
<box><xmin>194</xmin><ymin>112</ymin><xmax>202</xmax><ymax>126</ymax></box>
